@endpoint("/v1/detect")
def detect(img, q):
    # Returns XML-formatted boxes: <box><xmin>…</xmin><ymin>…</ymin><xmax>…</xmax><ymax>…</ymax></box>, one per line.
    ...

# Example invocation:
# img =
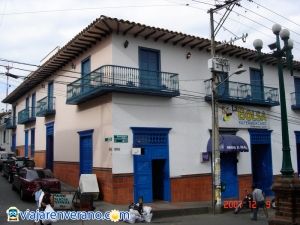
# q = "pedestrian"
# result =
<box><xmin>40</xmin><ymin>187</ymin><xmax>54</xmax><ymax>225</ymax></box>
<box><xmin>250</xmin><ymin>185</ymin><xmax>266</xmax><ymax>221</ymax></box>
<box><xmin>31</xmin><ymin>183</ymin><xmax>43</xmax><ymax>225</ymax></box>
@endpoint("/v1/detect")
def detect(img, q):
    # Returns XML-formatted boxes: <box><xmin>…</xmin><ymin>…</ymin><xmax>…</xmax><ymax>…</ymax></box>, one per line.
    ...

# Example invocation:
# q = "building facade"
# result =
<box><xmin>0</xmin><ymin>112</ymin><xmax>12</xmax><ymax>152</ymax></box>
<box><xmin>3</xmin><ymin>15</ymin><xmax>300</xmax><ymax>204</ymax></box>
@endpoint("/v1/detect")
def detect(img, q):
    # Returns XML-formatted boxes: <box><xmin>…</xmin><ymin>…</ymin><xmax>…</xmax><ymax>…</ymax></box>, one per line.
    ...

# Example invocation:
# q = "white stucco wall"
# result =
<box><xmin>111</xmin><ymin>33</ymin><xmax>300</xmax><ymax>177</ymax></box>
<box><xmin>12</xmin><ymin>36</ymin><xmax>114</xmax><ymax>168</ymax></box>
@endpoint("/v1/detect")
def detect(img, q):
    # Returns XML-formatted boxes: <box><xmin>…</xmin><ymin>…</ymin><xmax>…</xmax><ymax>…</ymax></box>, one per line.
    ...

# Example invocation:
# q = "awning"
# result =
<box><xmin>207</xmin><ymin>135</ymin><xmax>249</xmax><ymax>153</ymax></box>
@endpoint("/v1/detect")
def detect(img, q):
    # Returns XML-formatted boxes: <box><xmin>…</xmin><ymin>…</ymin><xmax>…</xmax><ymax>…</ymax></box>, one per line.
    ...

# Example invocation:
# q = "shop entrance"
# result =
<box><xmin>152</xmin><ymin>159</ymin><xmax>168</xmax><ymax>200</ymax></box>
<box><xmin>132</xmin><ymin>127</ymin><xmax>172</xmax><ymax>203</ymax></box>
<box><xmin>221</xmin><ymin>152</ymin><xmax>238</xmax><ymax>199</ymax></box>
<box><xmin>251</xmin><ymin>144</ymin><xmax>273</xmax><ymax>196</ymax></box>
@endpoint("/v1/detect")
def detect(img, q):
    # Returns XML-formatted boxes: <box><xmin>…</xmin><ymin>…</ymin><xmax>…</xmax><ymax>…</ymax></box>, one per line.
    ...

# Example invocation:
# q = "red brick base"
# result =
<box><xmin>171</xmin><ymin>174</ymin><xmax>212</xmax><ymax>202</ymax></box>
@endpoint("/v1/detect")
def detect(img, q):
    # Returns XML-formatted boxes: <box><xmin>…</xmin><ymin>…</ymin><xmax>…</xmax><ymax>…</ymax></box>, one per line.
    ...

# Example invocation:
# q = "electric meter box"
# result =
<box><xmin>208</xmin><ymin>57</ymin><xmax>230</xmax><ymax>72</ymax></box>
<box><xmin>132</xmin><ymin>148</ymin><xmax>141</xmax><ymax>155</ymax></box>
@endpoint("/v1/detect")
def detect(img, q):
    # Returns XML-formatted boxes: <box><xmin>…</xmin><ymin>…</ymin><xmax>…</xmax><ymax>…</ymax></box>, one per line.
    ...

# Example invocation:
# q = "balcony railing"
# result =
<box><xmin>291</xmin><ymin>92</ymin><xmax>300</xmax><ymax>109</ymax></box>
<box><xmin>6</xmin><ymin>116</ymin><xmax>17</xmax><ymax>129</ymax></box>
<box><xmin>66</xmin><ymin>65</ymin><xmax>180</xmax><ymax>105</ymax></box>
<box><xmin>204</xmin><ymin>80</ymin><xmax>279</xmax><ymax>106</ymax></box>
<box><xmin>18</xmin><ymin>107</ymin><xmax>36</xmax><ymax>124</ymax></box>
<box><xmin>36</xmin><ymin>96</ymin><xmax>56</xmax><ymax>117</ymax></box>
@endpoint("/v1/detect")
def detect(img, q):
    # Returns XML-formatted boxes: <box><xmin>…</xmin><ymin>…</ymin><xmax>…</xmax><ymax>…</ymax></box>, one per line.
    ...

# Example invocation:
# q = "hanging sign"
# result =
<box><xmin>218</xmin><ymin>104</ymin><xmax>269</xmax><ymax>129</ymax></box>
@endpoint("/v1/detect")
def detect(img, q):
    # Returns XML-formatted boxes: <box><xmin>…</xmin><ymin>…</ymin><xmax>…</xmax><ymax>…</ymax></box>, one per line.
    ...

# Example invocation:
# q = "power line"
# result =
<box><xmin>250</xmin><ymin>0</ymin><xmax>300</xmax><ymax>27</ymax></box>
<box><xmin>0</xmin><ymin>4</ymin><xmax>182</xmax><ymax>16</ymax></box>
<box><xmin>0</xmin><ymin>0</ymin><xmax>7</xmax><ymax>27</ymax></box>
<box><xmin>240</xmin><ymin>5</ymin><xmax>300</xmax><ymax>36</ymax></box>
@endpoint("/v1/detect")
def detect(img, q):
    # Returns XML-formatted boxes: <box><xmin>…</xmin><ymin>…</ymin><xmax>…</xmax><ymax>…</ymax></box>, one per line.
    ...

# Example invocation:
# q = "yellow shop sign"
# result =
<box><xmin>219</xmin><ymin>105</ymin><xmax>269</xmax><ymax>129</ymax></box>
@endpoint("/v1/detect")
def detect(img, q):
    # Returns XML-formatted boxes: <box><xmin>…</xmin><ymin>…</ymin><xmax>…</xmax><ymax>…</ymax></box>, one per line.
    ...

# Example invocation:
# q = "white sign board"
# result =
<box><xmin>218</xmin><ymin>104</ymin><xmax>269</xmax><ymax>129</ymax></box>
<box><xmin>53</xmin><ymin>194</ymin><xmax>73</xmax><ymax>210</ymax></box>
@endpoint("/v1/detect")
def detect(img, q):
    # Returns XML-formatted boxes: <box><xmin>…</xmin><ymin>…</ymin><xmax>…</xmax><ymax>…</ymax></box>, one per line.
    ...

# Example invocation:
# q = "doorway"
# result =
<box><xmin>297</xmin><ymin>143</ymin><xmax>300</xmax><ymax>178</ymax></box>
<box><xmin>46</xmin><ymin>135</ymin><xmax>54</xmax><ymax>171</ymax></box>
<box><xmin>220</xmin><ymin>152</ymin><xmax>238</xmax><ymax>199</ymax></box>
<box><xmin>45</xmin><ymin>122</ymin><xmax>54</xmax><ymax>172</ymax></box>
<box><xmin>251</xmin><ymin>144</ymin><xmax>273</xmax><ymax>196</ymax></box>
<box><xmin>152</xmin><ymin>159</ymin><xmax>168</xmax><ymax>201</ymax></box>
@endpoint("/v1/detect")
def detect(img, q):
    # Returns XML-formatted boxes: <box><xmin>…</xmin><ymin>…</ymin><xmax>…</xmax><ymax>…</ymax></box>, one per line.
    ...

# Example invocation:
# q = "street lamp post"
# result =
<box><xmin>253</xmin><ymin>24</ymin><xmax>294</xmax><ymax>178</ymax></box>
<box><xmin>253</xmin><ymin>24</ymin><xmax>300</xmax><ymax>225</ymax></box>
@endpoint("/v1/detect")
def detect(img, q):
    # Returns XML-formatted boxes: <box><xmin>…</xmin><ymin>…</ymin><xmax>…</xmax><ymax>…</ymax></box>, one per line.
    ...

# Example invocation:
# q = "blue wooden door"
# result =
<box><xmin>80</xmin><ymin>136</ymin><xmax>93</xmax><ymax>174</ymax></box>
<box><xmin>31</xmin><ymin>93</ymin><xmax>36</xmax><ymax>117</ymax></box>
<box><xmin>139</xmin><ymin>49</ymin><xmax>159</xmax><ymax>89</ymax></box>
<box><xmin>25</xmin><ymin>131</ymin><xmax>28</xmax><ymax>157</ymax></box>
<box><xmin>250</xmin><ymin>69</ymin><xmax>263</xmax><ymax>101</ymax></box>
<box><xmin>48</xmin><ymin>82</ymin><xmax>54</xmax><ymax>110</ymax></box>
<box><xmin>134</xmin><ymin>147</ymin><xmax>153</xmax><ymax>203</ymax></box>
<box><xmin>297</xmin><ymin>143</ymin><xmax>300</xmax><ymax>178</ymax></box>
<box><xmin>46</xmin><ymin>125</ymin><xmax>54</xmax><ymax>172</ymax></box>
<box><xmin>46</xmin><ymin>135</ymin><xmax>54</xmax><ymax>171</ymax></box>
<box><xmin>81</xmin><ymin>58</ymin><xmax>90</xmax><ymax>93</ymax></box>
<box><xmin>294</xmin><ymin>78</ymin><xmax>300</xmax><ymax>105</ymax></box>
<box><xmin>31</xmin><ymin>129</ymin><xmax>35</xmax><ymax>157</ymax></box>
<box><xmin>221</xmin><ymin>153</ymin><xmax>238</xmax><ymax>199</ymax></box>
<box><xmin>254</xmin><ymin>145</ymin><xmax>272</xmax><ymax>196</ymax></box>
<box><xmin>217</xmin><ymin>73</ymin><xmax>228</xmax><ymax>97</ymax></box>
<box><xmin>12</xmin><ymin>134</ymin><xmax>16</xmax><ymax>152</ymax></box>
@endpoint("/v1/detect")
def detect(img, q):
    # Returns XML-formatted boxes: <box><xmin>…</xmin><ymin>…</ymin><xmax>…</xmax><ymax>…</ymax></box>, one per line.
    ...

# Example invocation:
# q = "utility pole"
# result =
<box><xmin>208</xmin><ymin>0</ymin><xmax>241</xmax><ymax>214</ymax></box>
<box><xmin>5</xmin><ymin>65</ymin><xmax>12</xmax><ymax>112</ymax></box>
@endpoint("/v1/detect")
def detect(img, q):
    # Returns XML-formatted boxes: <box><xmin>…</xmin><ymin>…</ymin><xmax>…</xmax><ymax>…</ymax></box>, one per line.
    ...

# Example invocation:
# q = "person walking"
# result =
<box><xmin>249</xmin><ymin>185</ymin><xmax>266</xmax><ymax>221</ymax></box>
<box><xmin>32</xmin><ymin>183</ymin><xmax>43</xmax><ymax>225</ymax></box>
<box><xmin>40</xmin><ymin>187</ymin><xmax>54</xmax><ymax>225</ymax></box>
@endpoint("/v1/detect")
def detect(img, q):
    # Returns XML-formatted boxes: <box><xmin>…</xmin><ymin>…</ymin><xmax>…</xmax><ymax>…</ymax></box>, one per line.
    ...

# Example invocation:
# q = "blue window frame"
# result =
<box><xmin>138</xmin><ymin>47</ymin><xmax>161</xmax><ymax>89</ymax></box>
<box><xmin>48</xmin><ymin>81</ymin><xmax>54</xmax><ymax>110</ymax></box>
<box><xmin>31</xmin><ymin>93</ymin><xmax>36</xmax><ymax>118</ymax></box>
<box><xmin>26</xmin><ymin>97</ymin><xmax>29</xmax><ymax>108</ymax></box>
<box><xmin>250</xmin><ymin>68</ymin><xmax>264</xmax><ymax>101</ymax></box>
<box><xmin>30</xmin><ymin>128</ymin><xmax>35</xmax><ymax>157</ymax></box>
<box><xmin>294</xmin><ymin>77</ymin><xmax>300</xmax><ymax>105</ymax></box>
<box><xmin>81</xmin><ymin>56</ymin><xmax>91</xmax><ymax>93</ymax></box>
<box><xmin>78</xmin><ymin>129</ymin><xmax>94</xmax><ymax>175</ymax></box>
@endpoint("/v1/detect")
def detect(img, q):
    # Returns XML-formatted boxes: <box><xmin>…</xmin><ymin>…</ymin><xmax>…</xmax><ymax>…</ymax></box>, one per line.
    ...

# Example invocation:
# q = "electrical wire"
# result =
<box><xmin>0</xmin><ymin>4</ymin><xmax>183</xmax><ymax>16</ymax></box>
<box><xmin>251</xmin><ymin>0</ymin><xmax>300</xmax><ymax>27</ymax></box>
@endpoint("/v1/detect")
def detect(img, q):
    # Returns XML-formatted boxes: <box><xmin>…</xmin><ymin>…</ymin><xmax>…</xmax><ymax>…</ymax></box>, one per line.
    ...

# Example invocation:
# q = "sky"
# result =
<box><xmin>0</xmin><ymin>0</ymin><xmax>299</xmax><ymax>111</ymax></box>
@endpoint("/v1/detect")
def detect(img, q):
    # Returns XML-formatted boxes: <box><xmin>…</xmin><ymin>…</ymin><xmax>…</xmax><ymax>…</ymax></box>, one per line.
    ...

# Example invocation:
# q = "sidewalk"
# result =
<box><xmin>93</xmin><ymin>196</ymin><xmax>274</xmax><ymax>219</ymax></box>
<box><xmin>59</xmin><ymin>180</ymin><xmax>274</xmax><ymax>219</ymax></box>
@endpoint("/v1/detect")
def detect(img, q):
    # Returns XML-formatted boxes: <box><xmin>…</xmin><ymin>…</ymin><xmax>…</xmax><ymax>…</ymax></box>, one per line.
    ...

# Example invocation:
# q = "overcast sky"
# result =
<box><xmin>0</xmin><ymin>0</ymin><xmax>299</xmax><ymax>111</ymax></box>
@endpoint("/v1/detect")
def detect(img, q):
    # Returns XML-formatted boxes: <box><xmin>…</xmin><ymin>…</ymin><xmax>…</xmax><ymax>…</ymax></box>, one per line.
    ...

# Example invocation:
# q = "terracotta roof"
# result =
<box><xmin>2</xmin><ymin>15</ymin><xmax>300</xmax><ymax>104</ymax></box>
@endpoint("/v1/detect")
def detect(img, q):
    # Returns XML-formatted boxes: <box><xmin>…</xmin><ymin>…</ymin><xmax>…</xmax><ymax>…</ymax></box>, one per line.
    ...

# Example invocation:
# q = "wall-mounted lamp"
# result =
<box><xmin>41</xmin><ymin>84</ymin><xmax>45</xmax><ymax>89</ymax></box>
<box><xmin>124</xmin><ymin>40</ymin><xmax>129</xmax><ymax>48</ymax></box>
<box><xmin>186</xmin><ymin>52</ymin><xmax>191</xmax><ymax>59</ymax></box>
<box><xmin>28</xmin><ymin>93</ymin><xmax>31</xmax><ymax>98</ymax></box>
<box><xmin>71</xmin><ymin>63</ymin><xmax>76</xmax><ymax>69</ymax></box>
<box><xmin>15</xmin><ymin>103</ymin><xmax>18</xmax><ymax>106</ymax></box>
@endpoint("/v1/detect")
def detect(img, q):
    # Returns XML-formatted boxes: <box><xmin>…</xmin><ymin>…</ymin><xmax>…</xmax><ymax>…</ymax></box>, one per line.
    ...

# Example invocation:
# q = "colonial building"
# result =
<box><xmin>2</xmin><ymin>15</ymin><xmax>300</xmax><ymax>204</ymax></box>
<box><xmin>0</xmin><ymin>112</ymin><xmax>12</xmax><ymax>152</ymax></box>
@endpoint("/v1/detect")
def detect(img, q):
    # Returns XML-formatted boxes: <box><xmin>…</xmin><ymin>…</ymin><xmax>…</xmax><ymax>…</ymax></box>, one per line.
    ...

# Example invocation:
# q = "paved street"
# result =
<box><xmin>0</xmin><ymin>175</ymin><xmax>273</xmax><ymax>224</ymax></box>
